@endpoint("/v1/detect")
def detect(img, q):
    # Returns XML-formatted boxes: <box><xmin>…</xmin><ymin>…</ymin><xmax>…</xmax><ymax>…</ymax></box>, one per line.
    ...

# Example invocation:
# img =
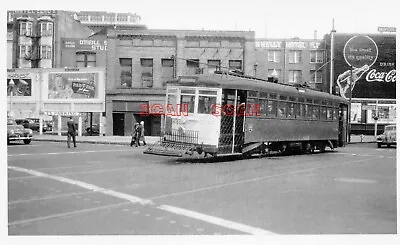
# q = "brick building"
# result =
<box><xmin>103</xmin><ymin>29</ymin><xmax>256</xmax><ymax>136</ymax></box>
<box><xmin>254</xmin><ymin>38</ymin><xmax>329</xmax><ymax>92</ymax></box>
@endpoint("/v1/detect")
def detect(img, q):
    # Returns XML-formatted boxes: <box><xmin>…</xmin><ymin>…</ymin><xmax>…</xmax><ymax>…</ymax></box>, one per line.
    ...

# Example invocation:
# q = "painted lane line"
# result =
<box><xmin>7</xmin><ymin>149</ymin><xmax>135</xmax><ymax>157</ymax></box>
<box><xmin>158</xmin><ymin>205</ymin><xmax>274</xmax><ymax>235</ymax></box>
<box><xmin>149</xmin><ymin>159</ymin><xmax>365</xmax><ymax>200</ymax></box>
<box><xmin>8</xmin><ymin>165</ymin><xmax>274</xmax><ymax>235</ymax></box>
<box><xmin>8</xmin><ymin>202</ymin><xmax>132</xmax><ymax>227</ymax></box>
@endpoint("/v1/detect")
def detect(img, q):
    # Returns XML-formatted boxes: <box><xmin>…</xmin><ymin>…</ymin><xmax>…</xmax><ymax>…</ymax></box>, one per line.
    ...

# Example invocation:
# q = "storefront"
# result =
<box><xmin>330</xmin><ymin>33</ymin><xmax>396</xmax><ymax>135</ymax></box>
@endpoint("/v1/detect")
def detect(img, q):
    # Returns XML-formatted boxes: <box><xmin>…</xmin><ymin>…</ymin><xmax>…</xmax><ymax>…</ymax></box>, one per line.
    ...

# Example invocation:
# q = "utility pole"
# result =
<box><xmin>348</xmin><ymin>67</ymin><xmax>353</xmax><ymax>143</ymax></box>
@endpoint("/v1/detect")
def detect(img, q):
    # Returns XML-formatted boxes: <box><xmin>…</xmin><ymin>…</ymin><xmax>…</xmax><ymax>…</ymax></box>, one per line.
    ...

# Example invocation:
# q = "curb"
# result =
<box><xmin>33</xmin><ymin>138</ymin><xmax>158</xmax><ymax>146</ymax></box>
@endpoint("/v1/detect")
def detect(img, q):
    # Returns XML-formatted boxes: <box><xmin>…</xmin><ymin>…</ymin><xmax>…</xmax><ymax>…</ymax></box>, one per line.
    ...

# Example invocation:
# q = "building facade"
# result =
<box><xmin>254</xmin><ymin>38</ymin><xmax>328</xmax><ymax>92</ymax></box>
<box><xmin>104</xmin><ymin>29</ymin><xmax>256</xmax><ymax>136</ymax></box>
<box><xmin>7</xmin><ymin>10</ymin><xmax>94</xmax><ymax>69</ymax></box>
<box><xmin>326</xmin><ymin>32</ymin><xmax>396</xmax><ymax>134</ymax></box>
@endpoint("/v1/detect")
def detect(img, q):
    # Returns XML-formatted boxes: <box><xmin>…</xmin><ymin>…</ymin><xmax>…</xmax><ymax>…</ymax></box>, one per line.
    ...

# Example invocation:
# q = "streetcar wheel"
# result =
<box><xmin>24</xmin><ymin>139</ymin><xmax>31</xmax><ymax>144</ymax></box>
<box><xmin>377</xmin><ymin>143</ymin><xmax>382</xmax><ymax>148</ymax></box>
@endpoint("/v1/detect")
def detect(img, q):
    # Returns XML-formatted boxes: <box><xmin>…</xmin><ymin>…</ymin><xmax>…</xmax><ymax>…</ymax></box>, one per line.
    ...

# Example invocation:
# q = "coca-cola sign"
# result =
<box><xmin>331</xmin><ymin>33</ymin><xmax>396</xmax><ymax>99</ymax></box>
<box><xmin>366</xmin><ymin>69</ymin><xmax>396</xmax><ymax>83</ymax></box>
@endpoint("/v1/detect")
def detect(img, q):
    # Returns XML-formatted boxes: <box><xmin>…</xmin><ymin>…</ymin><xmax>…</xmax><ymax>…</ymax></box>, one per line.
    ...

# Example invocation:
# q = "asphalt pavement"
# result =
<box><xmin>7</xmin><ymin>141</ymin><xmax>396</xmax><ymax>236</ymax></box>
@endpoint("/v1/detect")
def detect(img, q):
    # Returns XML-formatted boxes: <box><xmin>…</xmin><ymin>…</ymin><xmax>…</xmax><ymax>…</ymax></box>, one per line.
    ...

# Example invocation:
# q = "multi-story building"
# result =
<box><xmin>254</xmin><ymin>38</ymin><xmax>329</xmax><ymax>92</ymax></box>
<box><xmin>102</xmin><ymin>29</ymin><xmax>256</xmax><ymax>136</ymax></box>
<box><xmin>66</xmin><ymin>11</ymin><xmax>145</xmax><ymax>32</ymax></box>
<box><xmin>7</xmin><ymin>10</ymin><xmax>93</xmax><ymax>69</ymax></box>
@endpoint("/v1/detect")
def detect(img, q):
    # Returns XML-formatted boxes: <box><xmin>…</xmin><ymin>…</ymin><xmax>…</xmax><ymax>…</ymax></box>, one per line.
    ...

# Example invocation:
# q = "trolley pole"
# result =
<box><xmin>348</xmin><ymin>67</ymin><xmax>353</xmax><ymax>143</ymax></box>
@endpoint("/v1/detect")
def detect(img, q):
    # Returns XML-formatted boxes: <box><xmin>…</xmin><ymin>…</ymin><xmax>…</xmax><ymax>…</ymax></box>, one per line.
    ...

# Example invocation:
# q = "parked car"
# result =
<box><xmin>377</xmin><ymin>124</ymin><xmax>396</xmax><ymax>148</ymax></box>
<box><xmin>86</xmin><ymin>124</ymin><xmax>100</xmax><ymax>135</ymax></box>
<box><xmin>15</xmin><ymin>118</ymin><xmax>52</xmax><ymax>132</ymax></box>
<box><xmin>7</xmin><ymin>118</ymin><xmax>33</xmax><ymax>144</ymax></box>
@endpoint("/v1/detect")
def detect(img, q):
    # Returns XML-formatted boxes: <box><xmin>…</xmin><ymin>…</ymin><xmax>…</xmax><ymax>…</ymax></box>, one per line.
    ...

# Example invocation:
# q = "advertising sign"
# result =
<box><xmin>62</xmin><ymin>38</ymin><xmax>107</xmax><ymax>51</ymax></box>
<box><xmin>333</xmin><ymin>34</ymin><xmax>396</xmax><ymax>99</ymax></box>
<box><xmin>48</xmin><ymin>72</ymin><xmax>98</xmax><ymax>99</ymax></box>
<box><xmin>7</xmin><ymin>73</ymin><xmax>32</xmax><ymax>96</ymax></box>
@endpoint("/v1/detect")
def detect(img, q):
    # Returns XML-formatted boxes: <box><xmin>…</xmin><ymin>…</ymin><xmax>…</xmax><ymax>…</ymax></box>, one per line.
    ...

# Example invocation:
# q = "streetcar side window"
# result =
<box><xmin>306</xmin><ymin>104</ymin><xmax>312</xmax><ymax>119</ymax></box>
<box><xmin>259</xmin><ymin>98</ymin><xmax>267</xmax><ymax>117</ymax></box>
<box><xmin>287</xmin><ymin>102</ymin><xmax>295</xmax><ymax>118</ymax></box>
<box><xmin>333</xmin><ymin>108</ymin><xmax>338</xmax><ymax>120</ymax></box>
<box><xmin>267</xmin><ymin>100</ymin><xmax>277</xmax><ymax>117</ymax></box>
<box><xmin>247</xmin><ymin>97</ymin><xmax>259</xmax><ymax>117</ymax></box>
<box><xmin>278</xmin><ymin>101</ymin><xmax>287</xmax><ymax>118</ymax></box>
<box><xmin>312</xmin><ymin>105</ymin><xmax>320</xmax><ymax>120</ymax></box>
<box><xmin>327</xmin><ymin>107</ymin><xmax>333</xmax><ymax>120</ymax></box>
<box><xmin>321</xmin><ymin>106</ymin><xmax>327</xmax><ymax>120</ymax></box>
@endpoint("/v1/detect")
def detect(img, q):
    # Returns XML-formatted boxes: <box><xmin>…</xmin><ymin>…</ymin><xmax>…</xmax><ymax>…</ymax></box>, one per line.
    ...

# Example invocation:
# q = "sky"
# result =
<box><xmin>5</xmin><ymin>0</ymin><xmax>399</xmax><ymax>39</ymax></box>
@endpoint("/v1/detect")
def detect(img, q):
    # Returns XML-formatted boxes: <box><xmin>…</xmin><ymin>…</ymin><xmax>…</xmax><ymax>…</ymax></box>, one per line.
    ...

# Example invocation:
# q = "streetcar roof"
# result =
<box><xmin>167</xmin><ymin>73</ymin><xmax>349</xmax><ymax>103</ymax></box>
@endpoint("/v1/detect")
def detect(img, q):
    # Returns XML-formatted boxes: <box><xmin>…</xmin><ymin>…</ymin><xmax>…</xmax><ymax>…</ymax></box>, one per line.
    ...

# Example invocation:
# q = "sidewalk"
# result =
<box><xmin>32</xmin><ymin>133</ymin><xmax>376</xmax><ymax>145</ymax></box>
<box><xmin>33</xmin><ymin>133</ymin><xmax>160</xmax><ymax>146</ymax></box>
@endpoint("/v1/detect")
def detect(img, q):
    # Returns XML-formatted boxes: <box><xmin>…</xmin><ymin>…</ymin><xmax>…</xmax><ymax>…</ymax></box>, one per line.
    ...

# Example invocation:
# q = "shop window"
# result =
<box><xmin>141</xmin><ymin>58</ymin><xmax>153</xmax><ymax>87</ymax></box>
<box><xmin>76</xmin><ymin>52</ymin><xmax>96</xmax><ymax>67</ymax></box>
<box><xmin>119</xmin><ymin>58</ymin><xmax>132</xmax><ymax>88</ymax></box>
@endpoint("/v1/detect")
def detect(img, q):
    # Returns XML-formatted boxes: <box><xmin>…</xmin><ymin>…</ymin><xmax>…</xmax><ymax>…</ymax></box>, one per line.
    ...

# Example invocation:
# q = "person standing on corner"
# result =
<box><xmin>138</xmin><ymin>121</ymin><xmax>146</xmax><ymax>146</ymax></box>
<box><xmin>131</xmin><ymin>122</ymin><xmax>140</xmax><ymax>147</ymax></box>
<box><xmin>67</xmin><ymin>116</ymin><xmax>77</xmax><ymax>148</ymax></box>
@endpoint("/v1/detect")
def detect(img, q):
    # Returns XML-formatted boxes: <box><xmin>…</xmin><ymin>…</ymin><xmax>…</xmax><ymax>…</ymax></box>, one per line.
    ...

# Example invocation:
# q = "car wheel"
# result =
<box><xmin>377</xmin><ymin>143</ymin><xmax>382</xmax><ymax>148</ymax></box>
<box><xmin>23</xmin><ymin>139</ymin><xmax>31</xmax><ymax>144</ymax></box>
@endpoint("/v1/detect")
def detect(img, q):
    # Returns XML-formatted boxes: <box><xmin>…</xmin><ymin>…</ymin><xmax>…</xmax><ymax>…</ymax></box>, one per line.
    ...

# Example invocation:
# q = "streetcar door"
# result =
<box><xmin>338</xmin><ymin>103</ymin><xmax>348</xmax><ymax>146</ymax></box>
<box><xmin>218</xmin><ymin>89</ymin><xmax>246</xmax><ymax>154</ymax></box>
<box><xmin>218</xmin><ymin>89</ymin><xmax>236</xmax><ymax>154</ymax></box>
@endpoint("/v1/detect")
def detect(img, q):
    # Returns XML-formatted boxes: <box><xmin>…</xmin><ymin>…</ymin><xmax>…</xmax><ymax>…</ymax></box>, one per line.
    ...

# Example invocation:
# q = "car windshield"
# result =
<box><xmin>385</xmin><ymin>126</ymin><xmax>396</xmax><ymax>131</ymax></box>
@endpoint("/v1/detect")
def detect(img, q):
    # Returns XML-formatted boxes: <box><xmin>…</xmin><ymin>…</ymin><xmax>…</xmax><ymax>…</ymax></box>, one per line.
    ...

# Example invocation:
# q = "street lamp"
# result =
<box><xmin>348</xmin><ymin>67</ymin><xmax>353</xmax><ymax>143</ymax></box>
<box><xmin>8</xmin><ymin>79</ymin><xmax>15</xmax><ymax>118</ymax></box>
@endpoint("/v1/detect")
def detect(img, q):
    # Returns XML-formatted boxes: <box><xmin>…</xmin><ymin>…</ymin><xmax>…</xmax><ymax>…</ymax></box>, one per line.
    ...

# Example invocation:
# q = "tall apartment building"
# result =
<box><xmin>254</xmin><ymin>38</ymin><xmax>328</xmax><ymax>92</ymax></box>
<box><xmin>7</xmin><ymin>10</ymin><xmax>93</xmax><ymax>69</ymax></box>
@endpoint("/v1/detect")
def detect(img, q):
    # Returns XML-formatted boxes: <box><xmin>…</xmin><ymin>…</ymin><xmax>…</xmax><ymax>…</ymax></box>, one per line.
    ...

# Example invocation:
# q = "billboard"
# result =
<box><xmin>333</xmin><ymin>34</ymin><xmax>396</xmax><ymax>99</ymax></box>
<box><xmin>7</xmin><ymin>72</ymin><xmax>33</xmax><ymax>97</ymax></box>
<box><xmin>47</xmin><ymin>72</ymin><xmax>98</xmax><ymax>99</ymax></box>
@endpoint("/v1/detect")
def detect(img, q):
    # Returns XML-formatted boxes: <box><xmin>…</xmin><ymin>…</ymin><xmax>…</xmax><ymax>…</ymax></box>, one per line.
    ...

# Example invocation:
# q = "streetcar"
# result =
<box><xmin>144</xmin><ymin>71</ymin><xmax>349</xmax><ymax>157</ymax></box>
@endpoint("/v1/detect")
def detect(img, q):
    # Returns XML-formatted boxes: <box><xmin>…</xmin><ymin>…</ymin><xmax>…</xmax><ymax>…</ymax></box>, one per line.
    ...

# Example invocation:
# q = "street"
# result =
<box><xmin>7</xmin><ymin>141</ymin><xmax>396</xmax><ymax>235</ymax></box>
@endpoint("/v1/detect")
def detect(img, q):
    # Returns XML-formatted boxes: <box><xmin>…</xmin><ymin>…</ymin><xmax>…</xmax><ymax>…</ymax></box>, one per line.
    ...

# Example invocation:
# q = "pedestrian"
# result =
<box><xmin>67</xmin><ymin>116</ymin><xmax>77</xmax><ymax>148</ymax></box>
<box><xmin>138</xmin><ymin>121</ymin><xmax>147</xmax><ymax>146</ymax></box>
<box><xmin>131</xmin><ymin>122</ymin><xmax>139</xmax><ymax>147</ymax></box>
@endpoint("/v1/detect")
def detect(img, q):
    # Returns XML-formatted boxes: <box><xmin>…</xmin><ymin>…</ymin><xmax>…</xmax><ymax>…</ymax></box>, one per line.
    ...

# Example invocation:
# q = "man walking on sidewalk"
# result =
<box><xmin>67</xmin><ymin>116</ymin><xmax>77</xmax><ymax>148</ymax></box>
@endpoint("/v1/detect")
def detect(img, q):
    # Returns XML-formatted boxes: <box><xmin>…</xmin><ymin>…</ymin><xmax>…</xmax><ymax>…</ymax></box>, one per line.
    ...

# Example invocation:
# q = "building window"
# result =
<box><xmin>207</xmin><ymin>60</ymin><xmax>221</xmax><ymax>74</ymax></box>
<box><xmin>288</xmin><ymin>50</ymin><xmax>301</xmax><ymax>63</ymax></box>
<box><xmin>104</xmin><ymin>16</ymin><xmax>111</xmax><ymax>22</ymax></box>
<box><xmin>161</xmin><ymin>58</ymin><xmax>174</xmax><ymax>86</ymax></box>
<box><xmin>141</xmin><ymin>58</ymin><xmax>153</xmax><ymax>87</ymax></box>
<box><xmin>19</xmin><ymin>45</ymin><xmax>32</xmax><ymax>59</ymax></box>
<box><xmin>229</xmin><ymin>60</ymin><xmax>242</xmax><ymax>72</ymax></box>
<box><xmin>79</xmin><ymin>15</ymin><xmax>88</xmax><ymax>21</ymax></box>
<box><xmin>19</xmin><ymin>21</ymin><xmax>33</xmax><ymax>36</ymax></box>
<box><xmin>310</xmin><ymin>51</ymin><xmax>324</xmax><ymax>63</ymax></box>
<box><xmin>268</xmin><ymin>50</ymin><xmax>281</xmax><ymax>63</ymax></box>
<box><xmin>310</xmin><ymin>70</ymin><xmax>323</xmax><ymax>84</ymax></box>
<box><xmin>76</xmin><ymin>52</ymin><xmax>96</xmax><ymax>67</ymax></box>
<box><xmin>268</xmin><ymin>69</ymin><xmax>281</xmax><ymax>79</ymax></box>
<box><xmin>40</xmin><ymin>46</ymin><xmax>52</xmax><ymax>59</ymax></box>
<box><xmin>120</xmin><ymin>58</ymin><xmax>132</xmax><ymax>88</ymax></box>
<box><xmin>288</xmin><ymin>70</ymin><xmax>302</xmax><ymax>84</ymax></box>
<box><xmin>186</xmin><ymin>59</ymin><xmax>200</xmax><ymax>75</ymax></box>
<box><xmin>40</xmin><ymin>22</ymin><xmax>53</xmax><ymax>36</ymax></box>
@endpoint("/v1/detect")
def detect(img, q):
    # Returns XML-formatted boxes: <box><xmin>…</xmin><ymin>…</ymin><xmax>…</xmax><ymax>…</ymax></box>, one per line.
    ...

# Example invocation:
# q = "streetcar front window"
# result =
<box><xmin>180</xmin><ymin>95</ymin><xmax>195</xmax><ymax>113</ymax></box>
<box><xmin>198</xmin><ymin>96</ymin><xmax>217</xmax><ymax>114</ymax></box>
